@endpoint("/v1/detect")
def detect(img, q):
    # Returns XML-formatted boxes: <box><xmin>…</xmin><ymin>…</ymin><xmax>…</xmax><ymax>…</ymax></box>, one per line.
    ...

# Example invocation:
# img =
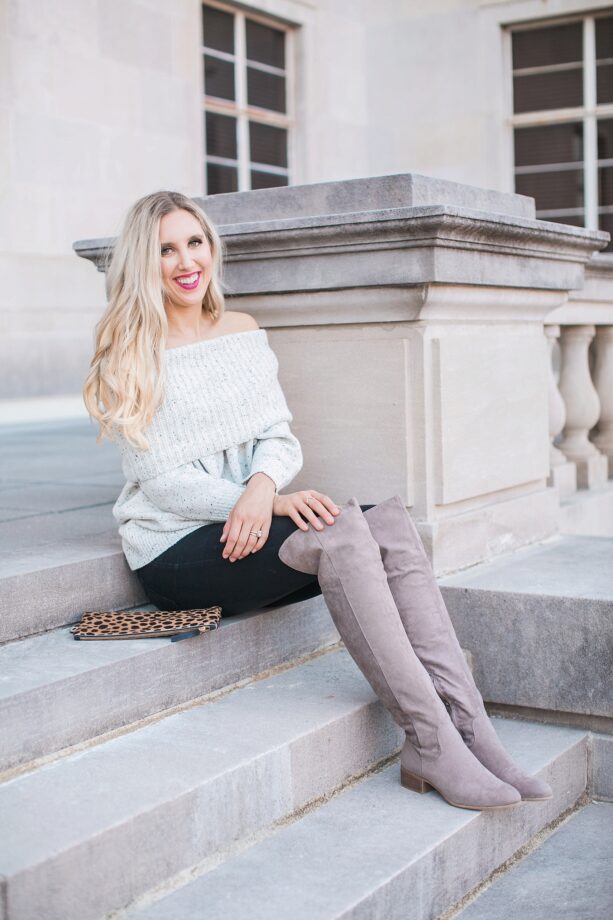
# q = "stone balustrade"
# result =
<box><xmin>544</xmin><ymin>255</ymin><xmax>613</xmax><ymax>496</ymax></box>
<box><xmin>74</xmin><ymin>173</ymin><xmax>611</xmax><ymax>574</ymax></box>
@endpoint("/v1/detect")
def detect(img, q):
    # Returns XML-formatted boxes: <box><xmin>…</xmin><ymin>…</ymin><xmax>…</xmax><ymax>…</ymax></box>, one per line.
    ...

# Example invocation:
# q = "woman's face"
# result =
<box><xmin>159</xmin><ymin>208</ymin><xmax>213</xmax><ymax>310</ymax></box>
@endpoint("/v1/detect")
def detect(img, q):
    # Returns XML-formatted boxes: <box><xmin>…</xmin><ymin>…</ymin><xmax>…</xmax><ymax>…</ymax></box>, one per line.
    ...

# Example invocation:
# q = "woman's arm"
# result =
<box><xmin>218</xmin><ymin>422</ymin><xmax>302</xmax><ymax>561</ymax></box>
<box><xmin>245</xmin><ymin>420</ymin><xmax>303</xmax><ymax>493</ymax></box>
<box><xmin>139</xmin><ymin>462</ymin><xmax>247</xmax><ymax>521</ymax></box>
<box><xmin>138</xmin><ymin>417</ymin><xmax>302</xmax><ymax>521</ymax></box>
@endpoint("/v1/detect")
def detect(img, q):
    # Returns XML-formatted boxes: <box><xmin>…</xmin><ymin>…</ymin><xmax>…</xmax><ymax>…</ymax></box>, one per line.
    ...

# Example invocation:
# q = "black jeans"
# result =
<box><xmin>136</xmin><ymin>505</ymin><xmax>375</xmax><ymax>616</ymax></box>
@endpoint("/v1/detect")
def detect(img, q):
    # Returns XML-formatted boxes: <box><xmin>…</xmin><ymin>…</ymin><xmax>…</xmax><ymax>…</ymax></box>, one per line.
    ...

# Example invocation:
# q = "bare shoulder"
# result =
<box><xmin>225</xmin><ymin>311</ymin><xmax>260</xmax><ymax>333</ymax></box>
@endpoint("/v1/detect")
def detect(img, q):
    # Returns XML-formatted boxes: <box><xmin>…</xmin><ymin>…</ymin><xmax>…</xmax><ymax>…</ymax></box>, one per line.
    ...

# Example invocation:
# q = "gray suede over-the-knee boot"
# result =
<box><xmin>278</xmin><ymin>497</ymin><xmax>521</xmax><ymax>811</ymax></box>
<box><xmin>363</xmin><ymin>494</ymin><xmax>552</xmax><ymax>802</ymax></box>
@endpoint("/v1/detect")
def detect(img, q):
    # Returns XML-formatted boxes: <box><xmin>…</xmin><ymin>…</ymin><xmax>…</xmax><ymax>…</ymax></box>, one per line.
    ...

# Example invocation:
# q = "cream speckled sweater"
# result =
<box><xmin>111</xmin><ymin>329</ymin><xmax>303</xmax><ymax>570</ymax></box>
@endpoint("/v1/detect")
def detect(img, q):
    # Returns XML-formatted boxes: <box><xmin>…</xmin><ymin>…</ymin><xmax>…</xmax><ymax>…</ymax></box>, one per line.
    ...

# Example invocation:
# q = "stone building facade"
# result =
<box><xmin>1</xmin><ymin>0</ymin><xmax>612</xmax><ymax>399</ymax></box>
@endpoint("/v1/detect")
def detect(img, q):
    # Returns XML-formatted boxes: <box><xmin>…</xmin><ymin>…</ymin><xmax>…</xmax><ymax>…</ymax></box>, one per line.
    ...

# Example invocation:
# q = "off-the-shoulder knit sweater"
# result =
<box><xmin>111</xmin><ymin>328</ymin><xmax>303</xmax><ymax>570</ymax></box>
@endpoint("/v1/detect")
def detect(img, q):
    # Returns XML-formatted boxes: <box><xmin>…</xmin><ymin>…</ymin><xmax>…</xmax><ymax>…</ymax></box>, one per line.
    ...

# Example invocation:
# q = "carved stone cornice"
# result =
<box><xmin>72</xmin><ymin>174</ymin><xmax>610</xmax><ymax>305</ymax></box>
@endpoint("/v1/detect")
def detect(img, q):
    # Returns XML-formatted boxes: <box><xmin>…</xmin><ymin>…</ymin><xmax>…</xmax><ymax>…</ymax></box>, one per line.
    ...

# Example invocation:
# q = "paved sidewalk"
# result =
<box><xmin>0</xmin><ymin>395</ymin><xmax>89</xmax><ymax>426</ymax></box>
<box><xmin>0</xmin><ymin>419</ymin><xmax>123</xmax><ymax>567</ymax></box>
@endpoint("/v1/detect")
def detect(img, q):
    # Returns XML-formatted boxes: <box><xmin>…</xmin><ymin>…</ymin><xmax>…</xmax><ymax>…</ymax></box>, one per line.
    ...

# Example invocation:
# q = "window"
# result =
<box><xmin>201</xmin><ymin>2</ymin><xmax>291</xmax><ymax>194</ymax></box>
<box><xmin>510</xmin><ymin>13</ymin><xmax>613</xmax><ymax>252</ymax></box>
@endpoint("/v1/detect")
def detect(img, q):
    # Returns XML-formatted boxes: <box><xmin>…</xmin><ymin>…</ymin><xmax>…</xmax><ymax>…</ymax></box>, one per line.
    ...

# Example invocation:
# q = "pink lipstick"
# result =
<box><xmin>174</xmin><ymin>271</ymin><xmax>201</xmax><ymax>291</ymax></box>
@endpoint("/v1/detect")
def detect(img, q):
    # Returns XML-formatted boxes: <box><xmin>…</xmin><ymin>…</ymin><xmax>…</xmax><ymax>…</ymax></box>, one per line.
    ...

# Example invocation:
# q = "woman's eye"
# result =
<box><xmin>160</xmin><ymin>239</ymin><xmax>201</xmax><ymax>255</ymax></box>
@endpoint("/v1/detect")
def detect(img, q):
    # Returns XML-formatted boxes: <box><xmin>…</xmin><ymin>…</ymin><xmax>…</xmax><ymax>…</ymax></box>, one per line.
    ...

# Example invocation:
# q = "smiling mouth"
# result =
<box><xmin>174</xmin><ymin>272</ymin><xmax>201</xmax><ymax>290</ymax></box>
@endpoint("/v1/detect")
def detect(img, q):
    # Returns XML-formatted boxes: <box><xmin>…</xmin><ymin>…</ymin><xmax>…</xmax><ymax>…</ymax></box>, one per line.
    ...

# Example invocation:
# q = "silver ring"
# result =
<box><xmin>305</xmin><ymin>495</ymin><xmax>312</xmax><ymax>506</ymax></box>
<box><xmin>249</xmin><ymin>530</ymin><xmax>263</xmax><ymax>538</ymax></box>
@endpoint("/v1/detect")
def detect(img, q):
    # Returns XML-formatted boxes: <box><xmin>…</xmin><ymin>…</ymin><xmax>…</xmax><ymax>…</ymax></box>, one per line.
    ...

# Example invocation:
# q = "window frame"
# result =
<box><xmin>201</xmin><ymin>0</ymin><xmax>294</xmax><ymax>194</ymax></box>
<box><xmin>506</xmin><ymin>10</ymin><xmax>613</xmax><ymax>237</ymax></box>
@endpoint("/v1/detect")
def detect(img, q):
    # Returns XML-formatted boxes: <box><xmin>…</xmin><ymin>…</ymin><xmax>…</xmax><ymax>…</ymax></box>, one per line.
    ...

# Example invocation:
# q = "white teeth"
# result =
<box><xmin>176</xmin><ymin>273</ymin><xmax>198</xmax><ymax>285</ymax></box>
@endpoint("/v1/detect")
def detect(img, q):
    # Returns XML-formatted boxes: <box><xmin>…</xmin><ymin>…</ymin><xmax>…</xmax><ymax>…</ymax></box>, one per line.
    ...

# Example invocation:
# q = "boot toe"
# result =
<box><xmin>514</xmin><ymin>775</ymin><xmax>553</xmax><ymax>800</ymax></box>
<box><xmin>496</xmin><ymin>781</ymin><xmax>523</xmax><ymax>806</ymax></box>
<box><xmin>471</xmin><ymin>778</ymin><xmax>522</xmax><ymax>809</ymax></box>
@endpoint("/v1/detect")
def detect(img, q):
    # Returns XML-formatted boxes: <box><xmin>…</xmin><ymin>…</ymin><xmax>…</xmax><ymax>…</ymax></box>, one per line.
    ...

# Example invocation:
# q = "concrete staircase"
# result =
<box><xmin>1</xmin><ymin>421</ymin><xmax>611</xmax><ymax>920</ymax></box>
<box><xmin>0</xmin><ymin>627</ymin><xmax>595</xmax><ymax>920</ymax></box>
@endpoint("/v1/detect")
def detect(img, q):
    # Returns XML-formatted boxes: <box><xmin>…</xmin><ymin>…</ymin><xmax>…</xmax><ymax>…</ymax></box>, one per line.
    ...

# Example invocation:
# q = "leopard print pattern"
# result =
<box><xmin>70</xmin><ymin>606</ymin><xmax>222</xmax><ymax>640</ymax></box>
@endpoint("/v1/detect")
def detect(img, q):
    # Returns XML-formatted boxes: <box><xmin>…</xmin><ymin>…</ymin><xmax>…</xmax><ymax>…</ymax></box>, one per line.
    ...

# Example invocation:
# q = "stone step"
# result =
<box><xmin>0</xmin><ymin>648</ymin><xmax>403</xmax><ymax>920</ymax></box>
<box><xmin>440</xmin><ymin>533</ymin><xmax>613</xmax><ymax>722</ymax></box>
<box><xmin>0</xmin><ymin>597</ymin><xmax>338</xmax><ymax>774</ymax></box>
<box><xmin>454</xmin><ymin>801</ymin><xmax>613</xmax><ymax>919</ymax></box>
<box><xmin>125</xmin><ymin>720</ymin><xmax>588</xmax><ymax>920</ymax></box>
<box><xmin>0</xmin><ymin>538</ymin><xmax>146</xmax><ymax>643</ymax></box>
<box><xmin>0</xmin><ymin>420</ymin><xmax>139</xmax><ymax>643</ymax></box>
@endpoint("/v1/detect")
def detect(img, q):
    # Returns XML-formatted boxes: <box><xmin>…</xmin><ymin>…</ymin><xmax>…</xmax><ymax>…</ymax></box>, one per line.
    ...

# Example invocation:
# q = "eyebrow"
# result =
<box><xmin>160</xmin><ymin>234</ymin><xmax>204</xmax><ymax>247</ymax></box>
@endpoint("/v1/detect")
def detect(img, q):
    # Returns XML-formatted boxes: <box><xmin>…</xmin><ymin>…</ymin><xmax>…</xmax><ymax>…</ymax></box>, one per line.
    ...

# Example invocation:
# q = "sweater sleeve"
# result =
<box><xmin>245</xmin><ymin>420</ymin><xmax>303</xmax><ymax>492</ymax></box>
<box><xmin>139</xmin><ymin>461</ymin><xmax>247</xmax><ymax>521</ymax></box>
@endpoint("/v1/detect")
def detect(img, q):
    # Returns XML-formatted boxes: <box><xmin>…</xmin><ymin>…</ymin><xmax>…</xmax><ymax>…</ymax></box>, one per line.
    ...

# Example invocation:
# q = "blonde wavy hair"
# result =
<box><xmin>83</xmin><ymin>190</ymin><xmax>225</xmax><ymax>451</ymax></box>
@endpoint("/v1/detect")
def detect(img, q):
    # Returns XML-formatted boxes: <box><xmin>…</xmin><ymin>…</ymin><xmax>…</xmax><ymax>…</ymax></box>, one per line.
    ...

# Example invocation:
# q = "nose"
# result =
<box><xmin>176</xmin><ymin>246</ymin><xmax>195</xmax><ymax>271</ymax></box>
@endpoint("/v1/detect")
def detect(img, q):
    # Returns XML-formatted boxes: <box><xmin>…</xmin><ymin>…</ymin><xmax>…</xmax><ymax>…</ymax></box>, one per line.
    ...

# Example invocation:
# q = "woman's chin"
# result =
<box><xmin>165</xmin><ymin>287</ymin><xmax>206</xmax><ymax>309</ymax></box>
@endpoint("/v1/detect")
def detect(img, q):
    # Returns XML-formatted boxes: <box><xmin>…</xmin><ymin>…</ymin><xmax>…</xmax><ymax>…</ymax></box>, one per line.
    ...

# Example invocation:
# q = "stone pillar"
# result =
<box><xmin>545</xmin><ymin>324</ymin><xmax>577</xmax><ymax>498</ymax></box>
<box><xmin>74</xmin><ymin>173</ymin><xmax>610</xmax><ymax>573</ymax></box>
<box><xmin>557</xmin><ymin>325</ymin><xmax>609</xmax><ymax>489</ymax></box>
<box><xmin>591</xmin><ymin>326</ymin><xmax>613</xmax><ymax>477</ymax></box>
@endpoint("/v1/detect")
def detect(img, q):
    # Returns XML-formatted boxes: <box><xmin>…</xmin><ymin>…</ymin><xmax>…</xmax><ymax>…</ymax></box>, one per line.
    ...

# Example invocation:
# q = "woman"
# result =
<box><xmin>83</xmin><ymin>190</ymin><xmax>551</xmax><ymax>812</ymax></box>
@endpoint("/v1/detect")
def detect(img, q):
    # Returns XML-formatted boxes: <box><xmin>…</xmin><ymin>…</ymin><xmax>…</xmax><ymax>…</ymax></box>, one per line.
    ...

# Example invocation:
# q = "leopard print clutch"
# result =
<box><xmin>70</xmin><ymin>606</ymin><xmax>222</xmax><ymax>642</ymax></box>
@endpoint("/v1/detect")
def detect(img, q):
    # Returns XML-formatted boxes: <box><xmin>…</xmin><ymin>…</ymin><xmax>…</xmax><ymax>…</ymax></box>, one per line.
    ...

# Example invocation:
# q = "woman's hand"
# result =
<box><xmin>220</xmin><ymin>473</ymin><xmax>275</xmax><ymax>562</ymax></box>
<box><xmin>272</xmin><ymin>490</ymin><xmax>341</xmax><ymax>532</ymax></box>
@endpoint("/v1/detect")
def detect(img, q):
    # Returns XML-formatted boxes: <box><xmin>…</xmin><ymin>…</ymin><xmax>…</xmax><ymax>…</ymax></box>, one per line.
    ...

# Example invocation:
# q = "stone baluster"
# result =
<box><xmin>557</xmin><ymin>325</ymin><xmax>609</xmax><ymax>489</ymax></box>
<box><xmin>545</xmin><ymin>324</ymin><xmax>577</xmax><ymax>497</ymax></box>
<box><xmin>591</xmin><ymin>325</ymin><xmax>613</xmax><ymax>478</ymax></box>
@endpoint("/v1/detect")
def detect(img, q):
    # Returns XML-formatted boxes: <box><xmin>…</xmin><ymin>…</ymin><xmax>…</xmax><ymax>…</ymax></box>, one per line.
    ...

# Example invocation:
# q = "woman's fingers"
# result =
<box><xmin>300</xmin><ymin>495</ymin><xmax>336</xmax><ymax>529</ymax></box>
<box><xmin>227</xmin><ymin>522</ymin><xmax>250</xmax><ymax>561</ymax></box>
<box><xmin>249</xmin><ymin>533</ymin><xmax>265</xmax><ymax>554</ymax></box>
<box><xmin>290</xmin><ymin>509</ymin><xmax>310</xmax><ymax>531</ymax></box>
<box><xmin>235</xmin><ymin>532</ymin><xmax>254</xmax><ymax>559</ymax></box>
<box><xmin>221</xmin><ymin>518</ymin><xmax>244</xmax><ymax>560</ymax></box>
<box><xmin>317</xmin><ymin>493</ymin><xmax>341</xmax><ymax>516</ymax></box>
<box><xmin>302</xmin><ymin>503</ymin><xmax>324</xmax><ymax>530</ymax></box>
<box><xmin>248</xmin><ymin>523</ymin><xmax>269</xmax><ymax>556</ymax></box>
<box><xmin>244</xmin><ymin>521</ymin><xmax>270</xmax><ymax>558</ymax></box>
<box><xmin>224</xmin><ymin>519</ymin><xmax>269</xmax><ymax>561</ymax></box>
<box><xmin>316</xmin><ymin>498</ymin><xmax>337</xmax><ymax>524</ymax></box>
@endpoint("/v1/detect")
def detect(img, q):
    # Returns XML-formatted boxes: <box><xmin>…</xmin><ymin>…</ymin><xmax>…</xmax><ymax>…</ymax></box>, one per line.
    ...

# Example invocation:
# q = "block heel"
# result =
<box><xmin>400</xmin><ymin>766</ymin><xmax>433</xmax><ymax>794</ymax></box>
